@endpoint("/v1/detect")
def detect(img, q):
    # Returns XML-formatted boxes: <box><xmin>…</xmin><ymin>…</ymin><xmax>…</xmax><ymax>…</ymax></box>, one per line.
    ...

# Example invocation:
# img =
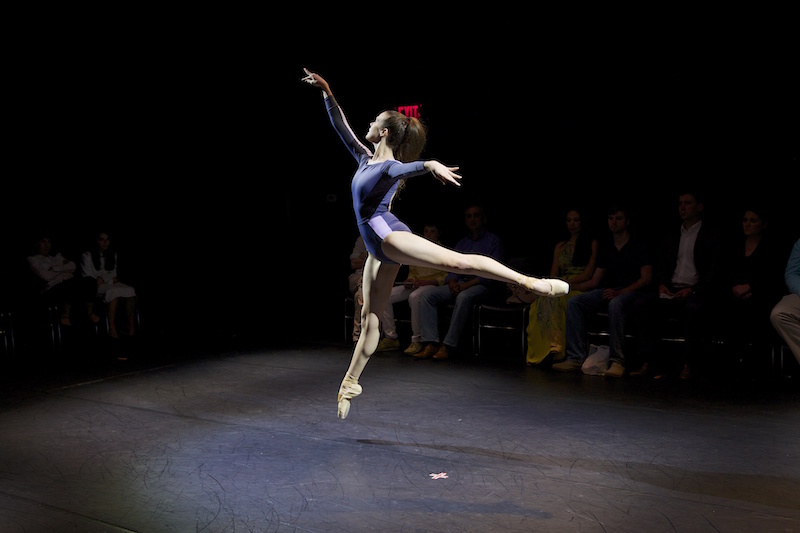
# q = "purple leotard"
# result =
<box><xmin>325</xmin><ymin>96</ymin><xmax>430</xmax><ymax>263</ymax></box>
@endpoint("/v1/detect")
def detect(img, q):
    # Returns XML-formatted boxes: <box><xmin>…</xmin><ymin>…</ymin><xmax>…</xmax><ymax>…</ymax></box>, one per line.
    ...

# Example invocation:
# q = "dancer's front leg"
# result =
<box><xmin>382</xmin><ymin>232</ymin><xmax>569</xmax><ymax>298</ymax></box>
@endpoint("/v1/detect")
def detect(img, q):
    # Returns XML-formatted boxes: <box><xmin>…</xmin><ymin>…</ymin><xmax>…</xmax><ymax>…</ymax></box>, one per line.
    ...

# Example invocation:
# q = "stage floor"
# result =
<box><xmin>1</xmin><ymin>339</ymin><xmax>799</xmax><ymax>532</ymax></box>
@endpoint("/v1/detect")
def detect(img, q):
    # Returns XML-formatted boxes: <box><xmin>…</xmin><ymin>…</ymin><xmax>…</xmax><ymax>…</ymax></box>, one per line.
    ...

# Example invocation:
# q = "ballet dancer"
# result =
<box><xmin>301</xmin><ymin>68</ymin><xmax>569</xmax><ymax>419</ymax></box>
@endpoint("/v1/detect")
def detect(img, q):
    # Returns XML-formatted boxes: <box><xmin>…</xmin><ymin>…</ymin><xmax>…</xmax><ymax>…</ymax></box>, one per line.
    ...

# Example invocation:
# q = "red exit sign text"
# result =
<box><xmin>397</xmin><ymin>104</ymin><xmax>421</xmax><ymax>118</ymax></box>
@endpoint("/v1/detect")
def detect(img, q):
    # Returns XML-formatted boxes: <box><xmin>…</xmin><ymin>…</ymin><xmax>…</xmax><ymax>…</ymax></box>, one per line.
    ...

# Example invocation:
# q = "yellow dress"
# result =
<box><xmin>525</xmin><ymin>241</ymin><xmax>585</xmax><ymax>365</ymax></box>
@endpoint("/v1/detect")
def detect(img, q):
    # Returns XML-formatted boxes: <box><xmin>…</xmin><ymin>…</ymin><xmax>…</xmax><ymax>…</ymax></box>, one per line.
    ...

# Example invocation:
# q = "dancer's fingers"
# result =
<box><xmin>434</xmin><ymin>171</ymin><xmax>456</xmax><ymax>186</ymax></box>
<box><xmin>301</xmin><ymin>67</ymin><xmax>317</xmax><ymax>84</ymax></box>
<box><xmin>444</xmin><ymin>169</ymin><xmax>462</xmax><ymax>187</ymax></box>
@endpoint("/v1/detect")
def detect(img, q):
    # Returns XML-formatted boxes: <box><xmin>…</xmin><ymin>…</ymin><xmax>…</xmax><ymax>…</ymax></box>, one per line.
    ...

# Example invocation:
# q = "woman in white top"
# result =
<box><xmin>81</xmin><ymin>231</ymin><xmax>137</xmax><ymax>338</ymax></box>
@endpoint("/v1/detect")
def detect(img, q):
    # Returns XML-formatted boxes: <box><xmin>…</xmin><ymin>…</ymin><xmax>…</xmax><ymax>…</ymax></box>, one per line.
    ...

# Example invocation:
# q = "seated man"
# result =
<box><xmin>414</xmin><ymin>204</ymin><xmax>504</xmax><ymax>361</ymax></box>
<box><xmin>636</xmin><ymin>189</ymin><xmax>723</xmax><ymax>379</ymax></box>
<box><xmin>551</xmin><ymin>203</ymin><xmax>653</xmax><ymax>377</ymax></box>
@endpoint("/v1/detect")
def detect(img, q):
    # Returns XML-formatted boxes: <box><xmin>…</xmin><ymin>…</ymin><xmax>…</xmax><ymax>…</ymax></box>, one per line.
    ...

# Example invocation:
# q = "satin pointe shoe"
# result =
<box><xmin>544</xmin><ymin>279</ymin><xmax>570</xmax><ymax>296</ymax></box>
<box><xmin>526</xmin><ymin>278</ymin><xmax>570</xmax><ymax>297</ymax></box>
<box><xmin>337</xmin><ymin>377</ymin><xmax>362</xmax><ymax>420</ymax></box>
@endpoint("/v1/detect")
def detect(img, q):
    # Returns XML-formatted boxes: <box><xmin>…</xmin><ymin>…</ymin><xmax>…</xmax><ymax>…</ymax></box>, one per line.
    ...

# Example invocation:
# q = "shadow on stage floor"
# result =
<box><xmin>1</xmin><ymin>336</ymin><xmax>799</xmax><ymax>532</ymax></box>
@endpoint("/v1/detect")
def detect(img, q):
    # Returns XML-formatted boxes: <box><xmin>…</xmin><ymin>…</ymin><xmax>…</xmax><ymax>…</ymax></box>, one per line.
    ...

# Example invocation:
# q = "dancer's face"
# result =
<box><xmin>366</xmin><ymin>112</ymin><xmax>390</xmax><ymax>144</ymax></box>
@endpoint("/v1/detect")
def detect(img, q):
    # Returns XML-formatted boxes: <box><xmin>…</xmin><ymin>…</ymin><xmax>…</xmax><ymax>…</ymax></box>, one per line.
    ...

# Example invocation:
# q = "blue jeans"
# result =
<box><xmin>420</xmin><ymin>284</ymin><xmax>489</xmax><ymax>348</ymax></box>
<box><xmin>565</xmin><ymin>288</ymin><xmax>646</xmax><ymax>366</ymax></box>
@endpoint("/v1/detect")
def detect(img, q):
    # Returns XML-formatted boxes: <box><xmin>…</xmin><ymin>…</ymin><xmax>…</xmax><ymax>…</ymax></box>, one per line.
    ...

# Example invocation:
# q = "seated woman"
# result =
<box><xmin>716</xmin><ymin>204</ymin><xmax>787</xmax><ymax>370</ymax></box>
<box><xmin>515</xmin><ymin>207</ymin><xmax>599</xmax><ymax>366</ymax></box>
<box><xmin>81</xmin><ymin>230</ymin><xmax>138</xmax><ymax>339</ymax></box>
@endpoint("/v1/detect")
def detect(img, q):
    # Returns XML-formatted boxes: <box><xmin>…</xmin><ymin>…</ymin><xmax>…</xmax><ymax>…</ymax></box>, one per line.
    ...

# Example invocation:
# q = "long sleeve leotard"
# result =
<box><xmin>325</xmin><ymin>95</ymin><xmax>430</xmax><ymax>263</ymax></box>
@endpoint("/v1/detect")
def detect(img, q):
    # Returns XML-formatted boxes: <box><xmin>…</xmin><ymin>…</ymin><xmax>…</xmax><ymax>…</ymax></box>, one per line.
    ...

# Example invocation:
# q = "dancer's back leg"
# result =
<box><xmin>338</xmin><ymin>254</ymin><xmax>400</xmax><ymax>419</ymax></box>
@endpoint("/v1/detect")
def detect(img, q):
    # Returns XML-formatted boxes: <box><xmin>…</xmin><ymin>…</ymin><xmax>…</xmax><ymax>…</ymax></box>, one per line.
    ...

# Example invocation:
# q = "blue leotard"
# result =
<box><xmin>325</xmin><ymin>96</ymin><xmax>430</xmax><ymax>263</ymax></box>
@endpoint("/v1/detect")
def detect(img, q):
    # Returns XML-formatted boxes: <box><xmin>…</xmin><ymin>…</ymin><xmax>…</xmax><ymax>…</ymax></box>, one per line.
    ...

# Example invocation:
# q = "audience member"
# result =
<box><xmin>770</xmin><ymin>238</ymin><xmax>800</xmax><ymax>366</ymax></box>
<box><xmin>26</xmin><ymin>233</ymin><xmax>95</xmax><ymax>327</ymax></box>
<box><xmin>81</xmin><ymin>230</ymin><xmax>138</xmax><ymax>339</ymax></box>
<box><xmin>551</xmin><ymin>203</ymin><xmax>653</xmax><ymax>376</ymax></box>
<box><xmin>636</xmin><ymin>188</ymin><xmax>723</xmax><ymax>380</ymax></box>
<box><xmin>348</xmin><ymin>235</ymin><xmax>367</xmax><ymax>345</ymax></box>
<box><xmin>715</xmin><ymin>205</ymin><xmax>786</xmax><ymax>369</ymax></box>
<box><xmin>376</xmin><ymin>223</ymin><xmax>448</xmax><ymax>354</ymax></box>
<box><xmin>414</xmin><ymin>204</ymin><xmax>504</xmax><ymax>360</ymax></box>
<box><xmin>522</xmin><ymin>207</ymin><xmax>599</xmax><ymax>366</ymax></box>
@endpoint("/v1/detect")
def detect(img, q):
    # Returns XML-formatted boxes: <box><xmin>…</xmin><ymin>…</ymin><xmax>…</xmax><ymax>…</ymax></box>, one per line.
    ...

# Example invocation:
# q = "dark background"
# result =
<box><xmin>3</xmin><ymin>31</ymin><xmax>798</xmax><ymax>347</ymax></box>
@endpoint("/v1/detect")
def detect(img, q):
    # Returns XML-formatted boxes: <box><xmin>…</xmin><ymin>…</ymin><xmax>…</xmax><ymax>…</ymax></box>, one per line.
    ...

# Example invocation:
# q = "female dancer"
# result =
<box><xmin>301</xmin><ymin>68</ymin><xmax>569</xmax><ymax>419</ymax></box>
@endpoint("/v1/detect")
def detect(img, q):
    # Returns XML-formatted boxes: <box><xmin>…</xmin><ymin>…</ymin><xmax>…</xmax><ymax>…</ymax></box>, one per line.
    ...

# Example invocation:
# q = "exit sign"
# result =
<box><xmin>397</xmin><ymin>104</ymin><xmax>421</xmax><ymax>118</ymax></box>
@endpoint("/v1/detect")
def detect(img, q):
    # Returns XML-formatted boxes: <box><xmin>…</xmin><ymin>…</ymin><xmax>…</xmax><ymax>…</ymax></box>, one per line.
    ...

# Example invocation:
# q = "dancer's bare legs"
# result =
<box><xmin>338</xmin><ymin>253</ymin><xmax>400</xmax><ymax>419</ymax></box>
<box><xmin>382</xmin><ymin>232</ymin><xmax>569</xmax><ymax>296</ymax></box>
<box><xmin>337</xmin><ymin>231</ymin><xmax>569</xmax><ymax>419</ymax></box>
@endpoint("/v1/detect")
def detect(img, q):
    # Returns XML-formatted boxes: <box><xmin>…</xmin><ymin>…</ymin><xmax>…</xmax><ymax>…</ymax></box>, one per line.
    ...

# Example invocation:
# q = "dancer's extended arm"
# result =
<box><xmin>301</xmin><ymin>68</ymin><xmax>461</xmax><ymax>187</ymax></box>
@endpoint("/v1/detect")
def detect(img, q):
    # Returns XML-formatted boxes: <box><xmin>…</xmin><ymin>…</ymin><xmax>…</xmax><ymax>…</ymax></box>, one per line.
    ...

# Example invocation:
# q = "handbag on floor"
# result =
<box><xmin>581</xmin><ymin>344</ymin><xmax>610</xmax><ymax>375</ymax></box>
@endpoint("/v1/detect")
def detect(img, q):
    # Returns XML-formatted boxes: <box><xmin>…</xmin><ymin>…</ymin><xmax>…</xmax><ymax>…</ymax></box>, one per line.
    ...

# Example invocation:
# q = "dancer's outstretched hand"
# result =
<box><xmin>300</xmin><ymin>67</ymin><xmax>330</xmax><ymax>94</ymax></box>
<box><xmin>424</xmin><ymin>160</ymin><xmax>462</xmax><ymax>187</ymax></box>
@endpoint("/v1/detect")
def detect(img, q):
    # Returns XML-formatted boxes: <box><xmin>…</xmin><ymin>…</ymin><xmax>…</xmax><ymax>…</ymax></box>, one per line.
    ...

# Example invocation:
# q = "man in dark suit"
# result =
<box><xmin>635</xmin><ymin>189</ymin><xmax>723</xmax><ymax>379</ymax></box>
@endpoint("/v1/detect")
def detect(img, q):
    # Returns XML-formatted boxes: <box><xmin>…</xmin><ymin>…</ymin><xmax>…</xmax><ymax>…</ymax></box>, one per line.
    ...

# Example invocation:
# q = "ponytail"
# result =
<box><xmin>383</xmin><ymin>110</ymin><xmax>427</xmax><ymax>162</ymax></box>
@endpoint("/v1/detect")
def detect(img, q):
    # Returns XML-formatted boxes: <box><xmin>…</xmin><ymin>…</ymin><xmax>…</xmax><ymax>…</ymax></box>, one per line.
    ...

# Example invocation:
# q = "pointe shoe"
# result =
<box><xmin>525</xmin><ymin>278</ymin><xmax>569</xmax><ymax>297</ymax></box>
<box><xmin>337</xmin><ymin>378</ymin><xmax>362</xmax><ymax>420</ymax></box>
<box><xmin>544</xmin><ymin>279</ymin><xmax>570</xmax><ymax>296</ymax></box>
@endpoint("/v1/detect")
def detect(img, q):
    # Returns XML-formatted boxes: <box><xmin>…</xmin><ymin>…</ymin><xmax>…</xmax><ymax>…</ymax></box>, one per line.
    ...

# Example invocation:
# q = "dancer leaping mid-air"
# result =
<box><xmin>301</xmin><ymin>68</ymin><xmax>569</xmax><ymax>419</ymax></box>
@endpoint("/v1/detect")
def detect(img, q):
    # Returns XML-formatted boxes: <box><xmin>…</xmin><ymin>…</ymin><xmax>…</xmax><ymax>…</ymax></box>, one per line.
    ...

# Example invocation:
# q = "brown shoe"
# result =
<box><xmin>413</xmin><ymin>344</ymin><xmax>438</xmax><ymax>359</ymax></box>
<box><xmin>432</xmin><ymin>345</ymin><xmax>451</xmax><ymax>360</ymax></box>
